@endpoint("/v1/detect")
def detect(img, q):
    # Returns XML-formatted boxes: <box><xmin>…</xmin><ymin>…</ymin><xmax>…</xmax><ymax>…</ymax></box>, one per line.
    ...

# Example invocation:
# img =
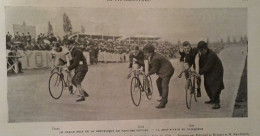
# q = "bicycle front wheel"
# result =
<box><xmin>186</xmin><ymin>79</ymin><xmax>193</xmax><ymax>109</ymax></box>
<box><xmin>49</xmin><ymin>72</ymin><xmax>64</xmax><ymax>99</ymax></box>
<box><xmin>130</xmin><ymin>77</ymin><xmax>141</xmax><ymax>106</ymax></box>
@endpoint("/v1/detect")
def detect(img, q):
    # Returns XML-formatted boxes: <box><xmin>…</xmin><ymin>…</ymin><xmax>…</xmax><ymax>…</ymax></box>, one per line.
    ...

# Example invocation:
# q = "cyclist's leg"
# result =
<box><xmin>52</xmin><ymin>60</ymin><xmax>64</xmax><ymax>73</ymax></box>
<box><xmin>184</xmin><ymin>70</ymin><xmax>190</xmax><ymax>90</ymax></box>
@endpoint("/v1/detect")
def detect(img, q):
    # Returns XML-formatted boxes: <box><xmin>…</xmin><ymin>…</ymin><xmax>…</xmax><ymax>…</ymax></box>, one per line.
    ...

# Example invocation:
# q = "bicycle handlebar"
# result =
<box><xmin>127</xmin><ymin>68</ymin><xmax>146</xmax><ymax>79</ymax></box>
<box><xmin>51</xmin><ymin>66</ymin><xmax>68</xmax><ymax>74</ymax></box>
<box><xmin>178</xmin><ymin>70</ymin><xmax>199</xmax><ymax>79</ymax></box>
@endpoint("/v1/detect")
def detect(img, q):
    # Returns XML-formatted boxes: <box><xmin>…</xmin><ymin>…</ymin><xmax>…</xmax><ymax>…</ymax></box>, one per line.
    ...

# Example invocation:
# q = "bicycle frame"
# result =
<box><xmin>128</xmin><ymin>69</ymin><xmax>146</xmax><ymax>91</ymax></box>
<box><xmin>51</xmin><ymin>66</ymin><xmax>68</xmax><ymax>87</ymax></box>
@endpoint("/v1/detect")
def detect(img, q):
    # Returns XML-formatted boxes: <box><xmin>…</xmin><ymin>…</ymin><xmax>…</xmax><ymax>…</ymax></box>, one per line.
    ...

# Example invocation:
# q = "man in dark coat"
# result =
<box><xmin>196</xmin><ymin>41</ymin><xmax>224</xmax><ymax>109</ymax></box>
<box><xmin>65</xmin><ymin>44</ymin><xmax>89</xmax><ymax>102</ymax></box>
<box><xmin>143</xmin><ymin>44</ymin><xmax>174</xmax><ymax>108</ymax></box>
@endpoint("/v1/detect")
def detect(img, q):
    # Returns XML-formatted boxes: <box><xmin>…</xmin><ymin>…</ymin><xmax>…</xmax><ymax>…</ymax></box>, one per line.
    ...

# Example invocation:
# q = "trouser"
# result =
<box><xmin>156</xmin><ymin>74</ymin><xmax>173</xmax><ymax>103</ymax></box>
<box><xmin>204</xmin><ymin>83</ymin><xmax>222</xmax><ymax>104</ymax></box>
<box><xmin>18</xmin><ymin>62</ymin><xmax>22</xmax><ymax>72</ymax></box>
<box><xmin>72</xmin><ymin>70</ymin><xmax>87</xmax><ymax>96</ymax></box>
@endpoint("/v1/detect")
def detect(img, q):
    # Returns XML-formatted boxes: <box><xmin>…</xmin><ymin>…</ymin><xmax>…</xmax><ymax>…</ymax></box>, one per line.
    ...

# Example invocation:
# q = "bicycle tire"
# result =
<box><xmin>130</xmin><ymin>77</ymin><xmax>141</xmax><ymax>106</ymax></box>
<box><xmin>186</xmin><ymin>79</ymin><xmax>192</xmax><ymax>109</ymax></box>
<box><xmin>145</xmin><ymin>75</ymin><xmax>153</xmax><ymax>100</ymax></box>
<box><xmin>49</xmin><ymin>72</ymin><xmax>64</xmax><ymax>99</ymax></box>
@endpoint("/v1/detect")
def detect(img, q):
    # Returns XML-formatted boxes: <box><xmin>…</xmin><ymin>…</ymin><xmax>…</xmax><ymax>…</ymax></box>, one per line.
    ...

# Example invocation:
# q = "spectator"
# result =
<box><xmin>195</xmin><ymin>41</ymin><xmax>224</xmax><ymax>109</ymax></box>
<box><xmin>8</xmin><ymin>47</ymin><xmax>23</xmax><ymax>73</ymax></box>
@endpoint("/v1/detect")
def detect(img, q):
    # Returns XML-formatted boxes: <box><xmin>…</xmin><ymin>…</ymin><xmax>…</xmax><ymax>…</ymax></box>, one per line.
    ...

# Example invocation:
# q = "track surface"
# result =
<box><xmin>7</xmin><ymin>45</ymin><xmax>247</xmax><ymax>122</ymax></box>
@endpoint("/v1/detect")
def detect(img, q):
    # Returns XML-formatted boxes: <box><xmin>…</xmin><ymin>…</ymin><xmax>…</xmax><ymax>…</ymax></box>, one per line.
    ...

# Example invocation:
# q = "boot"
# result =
<box><xmin>76</xmin><ymin>96</ymin><xmax>85</xmax><ymax>102</ymax></box>
<box><xmin>156</xmin><ymin>102</ymin><xmax>166</xmax><ymax>109</ymax></box>
<box><xmin>212</xmin><ymin>103</ymin><xmax>221</xmax><ymax>109</ymax></box>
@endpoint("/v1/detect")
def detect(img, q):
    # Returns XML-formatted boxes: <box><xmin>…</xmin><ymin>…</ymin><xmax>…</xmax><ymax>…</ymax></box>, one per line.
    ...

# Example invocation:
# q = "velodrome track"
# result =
<box><xmin>7</xmin><ymin>45</ymin><xmax>247</xmax><ymax>122</ymax></box>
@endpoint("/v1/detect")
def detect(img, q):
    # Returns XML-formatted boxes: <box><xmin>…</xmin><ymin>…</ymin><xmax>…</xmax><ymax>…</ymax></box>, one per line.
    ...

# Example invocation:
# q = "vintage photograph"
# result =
<box><xmin>5</xmin><ymin>7</ymin><xmax>248</xmax><ymax>123</ymax></box>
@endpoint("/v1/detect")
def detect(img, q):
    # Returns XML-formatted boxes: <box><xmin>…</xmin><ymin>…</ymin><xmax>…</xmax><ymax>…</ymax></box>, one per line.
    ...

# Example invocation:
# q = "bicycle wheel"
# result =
<box><xmin>186</xmin><ymin>79</ymin><xmax>193</xmax><ymax>109</ymax></box>
<box><xmin>130</xmin><ymin>77</ymin><xmax>141</xmax><ymax>106</ymax></box>
<box><xmin>49</xmin><ymin>72</ymin><xmax>64</xmax><ymax>99</ymax></box>
<box><xmin>145</xmin><ymin>75</ymin><xmax>153</xmax><ymax>100</ymax></box>
<box><xmin>192</xmin><ymin>77</ymin><xmax>198</xmax><ymax>102</ymax></box>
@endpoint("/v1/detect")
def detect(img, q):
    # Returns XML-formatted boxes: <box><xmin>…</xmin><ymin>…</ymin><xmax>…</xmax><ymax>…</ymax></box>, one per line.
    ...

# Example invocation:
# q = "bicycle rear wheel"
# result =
<box><xmin>49</xmin><ymin>72</ymin><xmax>64</xmax><ymax>99</ymax></box>
<box><xmin>145</xmin><ymin>75</ymin><xmax>153</xmax><ymax>100</ymax></box>
<box><xmin>186</xmin><ymin>79</ymin><xmax>193</xmax><ymax>109</ymax></box>
<box><xmin>130</xmin><ymin>77</ymin><xmax>141</xmax><ymax>106</ymax></box>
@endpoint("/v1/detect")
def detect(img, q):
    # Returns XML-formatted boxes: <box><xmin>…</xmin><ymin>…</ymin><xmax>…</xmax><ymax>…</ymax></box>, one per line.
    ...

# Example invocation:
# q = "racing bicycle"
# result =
<box><xmin>127</xmin><ymin>68</ymin><xmax>153</xmax><ymax>106</ymax></box>
<box><xmin>49</xmin><ymin>66</ymin><xmax>76</xmax><ymax>99</ymax></box>
<box><xmin>178</xmin><ymin>69</ymin><xmax>199</xmax><ymax>109</ymax></box>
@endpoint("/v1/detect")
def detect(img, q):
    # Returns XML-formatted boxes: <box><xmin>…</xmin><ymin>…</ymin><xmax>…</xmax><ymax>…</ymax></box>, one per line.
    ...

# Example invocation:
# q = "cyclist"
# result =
<box><xmin>128</xmin><ymin>45</ymin><xmax>151</xmax><ymax>95</ymax></box>
<box><xmin>179</xmin><ymin>41</ymin><xmax>201</xmax><ymax>97</ymax></box>
<box><xmin>50</xmin><ymin>42</ymin><xmax>74</xmax><ymax>94</ymax></box>
<box><xmin>129</xmin><ymin>45</ymin><xmax>145</xmax><ymax>69</ymax></box>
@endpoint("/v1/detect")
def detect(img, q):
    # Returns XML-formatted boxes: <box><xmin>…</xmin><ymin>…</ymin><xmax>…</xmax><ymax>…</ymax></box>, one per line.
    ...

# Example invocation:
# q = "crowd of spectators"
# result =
<box><xmin>6</xmin><ymin>32</ymin><xmax>204</xmax><ymax>60</ymax></box>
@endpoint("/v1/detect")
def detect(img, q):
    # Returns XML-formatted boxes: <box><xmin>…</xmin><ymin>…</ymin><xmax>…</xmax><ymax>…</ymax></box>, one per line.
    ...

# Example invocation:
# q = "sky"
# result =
<box><xmin>5</xmin><ymin>7</ymin><xmax>247</xmax><ymax>43</ymax></box>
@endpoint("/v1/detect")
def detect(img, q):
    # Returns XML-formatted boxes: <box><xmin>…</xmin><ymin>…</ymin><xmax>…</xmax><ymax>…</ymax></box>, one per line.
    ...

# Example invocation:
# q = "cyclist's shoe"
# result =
<box><xmin>204</xmin><ymin>100</ymin><xmax>214</xmax><ymax>104</ymax></box>
<box><xmin>83</xmin><ymin>91</ymin><xmax>89</xmax><ymax>97</ymax></box>
<box><xmin>69</xmin><ymin>86</ymin><xmax>73</xmax><ymax>94</ymax></box>
<box><xmin>147</xmin><ymin>88</ymin><xmax>152</xmax><ymax>96</ymax></box>
<box><xmin>212</xmin><ymin>103</ymin><xmax>221</xmax><ymax>109</ymax></box>
<box><xmin>197</xmin><ymin>88</ymin><xmax>201</xmax><ymax>97</ymax></box>
<box><xmin>156</xmin><ymin>102</ymin><xmax>166</xmax><ymax>109</ymax></box>
<box><xmin>76</xmin><ymin>96</ymin><xmax>85</xmax><ymax>102</ymax></box>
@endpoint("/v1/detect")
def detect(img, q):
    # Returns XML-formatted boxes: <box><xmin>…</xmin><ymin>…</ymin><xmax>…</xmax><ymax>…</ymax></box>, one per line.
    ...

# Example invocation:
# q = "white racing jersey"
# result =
<box><xmin>51</xmin><ymin>46</ymin><xmax>71</xmax><ymax>65</ymax></box>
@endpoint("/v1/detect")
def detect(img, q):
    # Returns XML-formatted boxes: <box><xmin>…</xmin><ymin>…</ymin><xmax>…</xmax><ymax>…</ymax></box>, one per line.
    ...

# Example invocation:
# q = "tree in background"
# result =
<box><xmin>47</xmin><ymin>21</ymin><xmax>53</xmax><ymax>36</ymax></box>
<box><xmin>81</xmin><ymin>25</ymin><xmax>85</xmax><ymax>33</ymax></box>
<box><xmin>240</xmin><ymin>36</ymin><xmax>245</xmax><ymax>45</ymax></box>
<box><xmin>233</xmin><ymin>37</ymin><xmax>237</xmax><ymax>44</ymax></box>
<box><xmin>227</xmin><ymin>36</ymin><xmax>231</xmax><ymax>45</ymax></box>
<box><xmin>63</xmin><ymin>13</ymin><xmax>72</xmax><ymax>35</ymax></box>
<box><xmin>244</xmin><ymin>35</ymin><xmax>248</xmax><ymax>43</ymax></box>
<box><xmin>207</xmin><ymin>37</ymin><xmax>210</xmax><ymax>45</ymax></box>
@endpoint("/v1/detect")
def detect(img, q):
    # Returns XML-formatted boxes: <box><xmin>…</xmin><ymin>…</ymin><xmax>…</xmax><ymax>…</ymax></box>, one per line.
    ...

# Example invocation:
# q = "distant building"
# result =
<box><xmin>13</xmin><ymin>23</ymin><xmax>36</xmax><ymax>38</ymax></box>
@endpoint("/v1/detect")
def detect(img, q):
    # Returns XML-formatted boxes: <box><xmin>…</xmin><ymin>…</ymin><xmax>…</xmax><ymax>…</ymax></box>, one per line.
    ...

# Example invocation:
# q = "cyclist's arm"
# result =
<box><xmin>179</xmin><ymin>51</ymin><xmax>185</xmax><ymax>62</ymax></box>
<box><xmin>65</xmin><ymin>52</ymin><xmax>71</xmax><ymax>67</ymax></box>
<box><xmin>195</xmin><ymin>53</ymin><xmax>200</xmax><ymax>74</ymax></box>
<box><xmin>51</xmin><ymin>53</ymin><xmax>56</xmax><ymax>68</ymax></box>
<box><xmin>128</xmin><ymin>53</ymin><xmax>134</xmax><ymax>68</ymax></box>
